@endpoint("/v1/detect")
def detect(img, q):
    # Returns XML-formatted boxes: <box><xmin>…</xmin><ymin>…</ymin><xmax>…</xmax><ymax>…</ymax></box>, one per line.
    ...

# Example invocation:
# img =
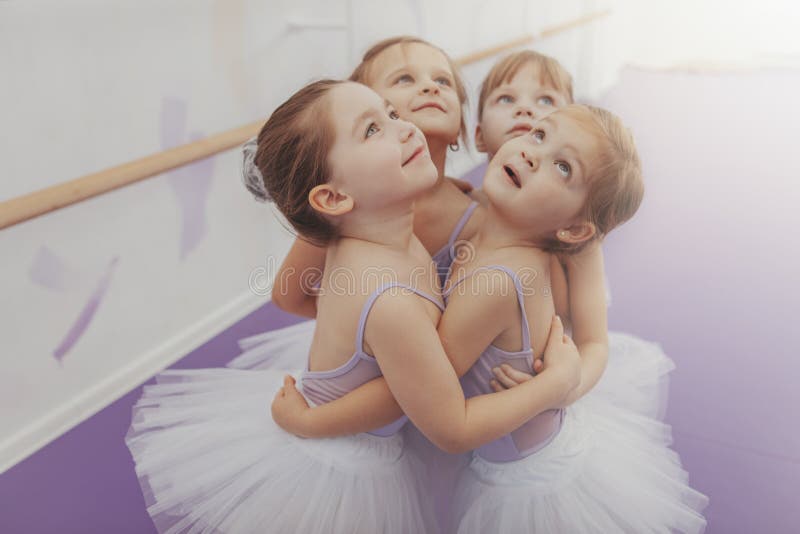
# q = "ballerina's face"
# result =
<box><xmin>326</xmin><ymin>82</ymin><xmax>438</xmax><ymax>209</ymax></box>
<box><xmin>366</xmin><ymin>42</ymin><xmax>462</xmax><ymax>144</ymax></box>
<box><xmin>478</xmin><ymin>62</ymin><xmax>571</xmax><ymax>157</ymax></box>
<box><xmin>483</xmin><ymin>106</ymin><xmax>601</xmax><ymax>235</ymax></box>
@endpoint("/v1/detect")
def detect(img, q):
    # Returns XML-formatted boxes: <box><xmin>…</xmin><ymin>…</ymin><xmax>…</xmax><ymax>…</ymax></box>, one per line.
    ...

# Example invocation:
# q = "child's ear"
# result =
<box><xmin>308</xmin><ymin>184</ymin><xmax>354</xmax><ymax>216</ymax></box>
<box><xmin>555</xmin><ymin>222</ymin><xmax>596</xmax><ymax>245</ymax></box>
<box><xmin>474</xmin><ymin>124</ymin><xmax>487</xmax><ymax>153</ymax></box>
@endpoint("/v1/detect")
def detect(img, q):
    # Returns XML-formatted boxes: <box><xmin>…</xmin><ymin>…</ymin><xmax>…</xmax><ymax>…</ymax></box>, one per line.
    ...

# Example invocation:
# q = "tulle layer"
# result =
<box><xmin>227</xmin><ymin>323</ymin><xmax>700</xmax><ymax>533</ymax></box>
<box><xmin>126</xmin><ymin>367</ymin><xmax>437</xmax><ymax>534</ymax></box>
<box><xmin>452</xmin><ymin>401</ymin><xmax>708</xmax><ymax>534</ymax></box>
<box><xmin>597</xmin><ymin>331</ymin><xmax>676</xmax><ymax>420</ymax></box>
<box><xmin>229</xmin><ymin>319</ymin><xmax>315</xmax><ymax>371</ymax></box>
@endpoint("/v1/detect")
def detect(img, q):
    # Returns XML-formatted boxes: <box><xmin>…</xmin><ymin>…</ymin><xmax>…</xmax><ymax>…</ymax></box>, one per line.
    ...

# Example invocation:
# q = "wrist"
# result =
<box><xmin>547</xmin><ymin>367</ymin><xmax>580</xmax><ymax>404</ymax></box>
<box><xmin>296</xmin><ymin>408</ymin><xmax>321</xmax><ymax>438</ymax></box>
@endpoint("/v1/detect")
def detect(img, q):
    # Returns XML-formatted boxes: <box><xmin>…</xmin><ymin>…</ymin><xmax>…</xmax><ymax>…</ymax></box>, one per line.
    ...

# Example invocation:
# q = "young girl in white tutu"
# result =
<box><xmin>472</xmin><ymin>49</ymin><xmax>676</xmax><ymax>420</ymax></box>
<box><xmin>229</xmin><ymin>37</ymin><xmax>490</xmax><ymax>531</ymax></box>
<box><xmin>272</xmin><ymin>103</ymin><xmax>709</xmax><ymax>533</ymax></box>
<box><xmin>125</xmin><ymin>79</ymin><xmax>584</xmax><ymax>534</ymax></box>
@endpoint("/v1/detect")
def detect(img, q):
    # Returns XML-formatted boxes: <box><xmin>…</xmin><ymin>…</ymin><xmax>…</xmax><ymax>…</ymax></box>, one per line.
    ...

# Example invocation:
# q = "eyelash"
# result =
<box><xmin>531</xmin><ymin>129</ymin><xmax>571</xmax><ymax>178</ymax></box>
<box><xmin>366</xmin><ymin>110</ymin><xmax>401</xmax><ymax>138</ymax></box>
<box><xmin>497</xmin><ymin>95</ymin><xmax>555</xmax><ymax>106</ymax></box>
<box><xmin>394</xmin><ymin>74</ymin><xmax>452</xmax><ymax>87</ymax></box>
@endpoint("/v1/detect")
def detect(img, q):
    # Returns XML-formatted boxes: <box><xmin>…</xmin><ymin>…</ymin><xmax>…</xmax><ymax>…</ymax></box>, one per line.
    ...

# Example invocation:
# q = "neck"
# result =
<box><xmin>473</xmin><ymin>203</ymin><xmax>546</xmax><ymax>253</ymax></box>
<box><xmin>415</xmin><ymin>137</ymin><xmax>455</xmax><ymax>203</ymax></box>
<box><xmin>336</xmin><ymin>202</ymin><xmax>416</xmax><ymax>251</ymax></box>
<box><xmin>427</xmin><ymin>137</ymin><xmax>448</xmax><ymax>181</ymax></box>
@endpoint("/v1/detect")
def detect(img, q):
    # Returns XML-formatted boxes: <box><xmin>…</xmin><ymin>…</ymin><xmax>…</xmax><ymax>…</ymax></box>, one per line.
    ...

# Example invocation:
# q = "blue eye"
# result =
<box><xmin>435</xmin><ymin>76</ymin><xmax>452</xmax><ymax>86</ymax></box>
<box><xmin>366</xmin><ymin>123</ymin><xmax>379</xmax><ymax>138</ymax></box>
<box><xmin>395</xmin><ymin>74</ymin><xmax>413</xmax><ymax>84</ymax></box>
<box><xmin>555</xmin><ymin>161</ymin><xmax>571</xmax><ymax>177</ymax></box>
<box><xmin>497</xmin><ymin>95</ymin><xmax>514</xmax><ymax>104</ymax></box>
<box><xmin>532</xmin><ymin>129</ymin><xmax>545</xmax><ymax>142</ymax></box>
<box><xmin>537</xmin><ymin>96</ymin><xmax>555</xmax><ymax>106</ymax></box>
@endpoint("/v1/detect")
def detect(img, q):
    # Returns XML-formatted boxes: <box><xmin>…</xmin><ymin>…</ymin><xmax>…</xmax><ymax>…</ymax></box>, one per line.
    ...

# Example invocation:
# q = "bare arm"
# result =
<box><xmin>271</xmin><ymin>238</ymin><xmax>326</xmax><ymax>318</ymax></box>
<box><xmin>274</xmin><ymin>294</ymin><xmax>579</xmax><ymax>453</ymax></box>
<box><xmin>560</xmin><ymin>242</ymin><xmax>609</xmax><ymax>405</ymax></box>
<box><xmin>550</xmin><ymin>254</ymin><xmax>571</xmax><ymax>330</ymax></box>
<box><xmin>273</xmin><ymin>277</ymin><xmax>517</xmax><ymax>438</ymax></box>
<box><xmin>370</xmin><ymin>299</ymin><xmax>578</xmax><ymax>453</ymax></box>
<box><xmin>273</xmin><ymin>375</ymin><xmax>402</xmax><ymax>438</ymax></box>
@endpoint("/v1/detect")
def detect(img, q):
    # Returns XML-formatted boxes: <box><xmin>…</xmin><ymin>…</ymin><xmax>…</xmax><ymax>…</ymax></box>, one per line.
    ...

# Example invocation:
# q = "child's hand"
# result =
<box><xmin>489</xmin><ymin>363</ymin><xmax>539</xmax><ymax>391</ymax></box>
<box><xmin>271</xmin><ymin>375</ymin><xmax>312</xmax><ymax>437</ymax></box>
<box><xmin>541</xmin><ymin>315</ymin><xmax>581</xmax><ymax>396</ymax></box>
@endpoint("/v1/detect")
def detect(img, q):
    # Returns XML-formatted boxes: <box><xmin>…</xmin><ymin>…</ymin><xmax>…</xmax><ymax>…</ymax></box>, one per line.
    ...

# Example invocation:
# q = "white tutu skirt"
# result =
<box><xmin>229</xmin><ymin>319</ymin><xmax>316</xmax><ymax>371</ymax></box>
<box><xmin>126</xmin><ymin>367</ymin><xmax>438</xmax><ymax>534</ymax></box>
<box><xmin>598</xmin><ymin>331</ymin><xmax>676</xmax><ymax>420</ymax></box>
<box><xmin>229</xmin><ymin>323</ymin><xmax>696</xmax><ymax>533</ymax></box>
<box><xmin>452</xmin><ymin>400</ymin><xmax>708</xmax><ymax>534</ymax></box>
<box><xmin>403</xmin><ymin>424</ymin><xmax>471</xmax><ymax>534</ymax></box>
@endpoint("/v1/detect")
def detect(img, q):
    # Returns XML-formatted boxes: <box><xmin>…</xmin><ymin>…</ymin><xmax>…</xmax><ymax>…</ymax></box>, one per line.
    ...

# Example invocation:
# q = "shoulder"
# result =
<box><xmin>446</xmin><ymin>267</ymin><xmax>519</xmax><ymax>318</ymax></box>
<box><xmin>363</xmin><ymin>288</ymin><xmax>440</xmax><ymax>351</ymax></box>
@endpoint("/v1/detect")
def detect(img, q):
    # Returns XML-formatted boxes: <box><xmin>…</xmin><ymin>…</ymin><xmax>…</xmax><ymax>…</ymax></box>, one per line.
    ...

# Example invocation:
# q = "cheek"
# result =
<box><xmin>380</xmin><ymin>86</ymin><xmax>412</xmax><ymax>109</ymax></box>
<box><xmin>484</xmin><ymin>110</ymin><xmax>508</xmax><ymax>135</ymax></box>
<box><xmin>444</xmin><ymin>88</ymin><xmax>461</xmax><ymax>106</ymax></box>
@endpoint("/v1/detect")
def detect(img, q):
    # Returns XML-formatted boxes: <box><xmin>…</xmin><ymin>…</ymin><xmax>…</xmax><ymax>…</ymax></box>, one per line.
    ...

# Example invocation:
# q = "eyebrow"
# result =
<box><xmin>492</xmin><ymin>84</ymin><xmax>517</xmax><ymax>94</ymax></box>
<box><xmin>351</xmin><ymin>100</ymin><xmax>394</xmax><ymax>138</ymax></box>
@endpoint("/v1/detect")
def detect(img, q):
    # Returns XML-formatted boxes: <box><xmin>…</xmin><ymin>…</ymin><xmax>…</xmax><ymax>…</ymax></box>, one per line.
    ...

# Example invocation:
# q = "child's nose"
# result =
<box><xmin>521</xmin><ymin>151</ymin><xmax>538</xmax><ymax>171</ymax></box>
<box><xmin>420</xmin><ymin>83</ymin><xmax>440</xmax><ymax>95</ymax></box>
<box><xmin>400</xmin><ymin>121</ymin><xmax>416</xmax><ymax>141</ymax></box>
<box><xmin>514</xmin><ymin>106</ymin><xmax>534</xmax><ymax>118</ymax></box>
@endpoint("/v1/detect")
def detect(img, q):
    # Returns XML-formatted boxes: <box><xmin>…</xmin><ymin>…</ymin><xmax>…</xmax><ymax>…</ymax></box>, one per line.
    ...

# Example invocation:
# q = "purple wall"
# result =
<box><xmin>2</xmin><ymin>67</ymin><xmax>799</xmax><ymax>533</ymax></box>
<box><xmin>597</xmin><ymin>67</ymin><xmax>800</xmax><ymax>533</ymax></box>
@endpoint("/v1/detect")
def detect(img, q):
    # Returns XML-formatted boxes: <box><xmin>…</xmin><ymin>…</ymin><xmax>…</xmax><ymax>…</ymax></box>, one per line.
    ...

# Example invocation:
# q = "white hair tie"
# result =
<box><xmin>242</xmin><ymin>137</ymin><xmax>270</xmax><ymax>202</ymax></box>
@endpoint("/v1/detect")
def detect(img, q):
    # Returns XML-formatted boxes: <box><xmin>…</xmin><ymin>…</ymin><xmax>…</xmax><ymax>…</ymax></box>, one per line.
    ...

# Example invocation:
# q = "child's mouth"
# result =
<box><xmin>508</xmin><ymin>123</ymin><xmax>533</xmax><ymax>135</ymax></box>
<box><xmin>413</xmin><ymin>102</ymin><xmax>446</xmax><ymax>113</ymax></box>
<box><xmin>402</xmin><ymin>146</ymin><xmax>425</xmax><ymax>166</ymax></box>
<box><xmin>503</xmin><ymin>165</ymin><xmax>521</xmax><ymax>188</ymax></box>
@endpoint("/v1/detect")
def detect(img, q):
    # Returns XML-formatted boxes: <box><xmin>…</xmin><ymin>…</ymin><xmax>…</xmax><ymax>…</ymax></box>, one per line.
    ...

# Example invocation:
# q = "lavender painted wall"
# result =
<box><xmin>2</xmin><ymin>67</ymin><xmax>799</xmax><ymax>533</ymax></box>
<box><xmin>596</xmin><ymin>67</ymin><xmax>800</xmax><ymax>533</ymax></box>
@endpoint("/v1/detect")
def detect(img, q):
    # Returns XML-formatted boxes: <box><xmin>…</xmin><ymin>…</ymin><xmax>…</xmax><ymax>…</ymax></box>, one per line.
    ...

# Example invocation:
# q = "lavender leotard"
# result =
<box><xmin>446</xmin><ymin>265</ymin><xmax>564</xmax><ymax>462</ymax></box>
<box><xmin>431</xmin><ymin>201</ymin><xmax>479</xmax><ymax>287</ymax></box>
<box><xmin>301</xmin><ymin>282</ymin><xmax>444</xmax><ymax>437</ymax></box>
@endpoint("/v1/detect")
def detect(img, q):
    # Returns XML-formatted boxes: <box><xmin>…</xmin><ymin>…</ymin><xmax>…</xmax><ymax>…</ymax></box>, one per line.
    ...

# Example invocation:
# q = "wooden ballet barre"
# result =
<box><xmin>0</xmin><ymin>10</ymin><xmax>610</xmax><ymax>231</ymax></box>
<box><xmin>0</xmin><ymin>120</ymin><xmax>265</xmax><ymax>230</ymax></box>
